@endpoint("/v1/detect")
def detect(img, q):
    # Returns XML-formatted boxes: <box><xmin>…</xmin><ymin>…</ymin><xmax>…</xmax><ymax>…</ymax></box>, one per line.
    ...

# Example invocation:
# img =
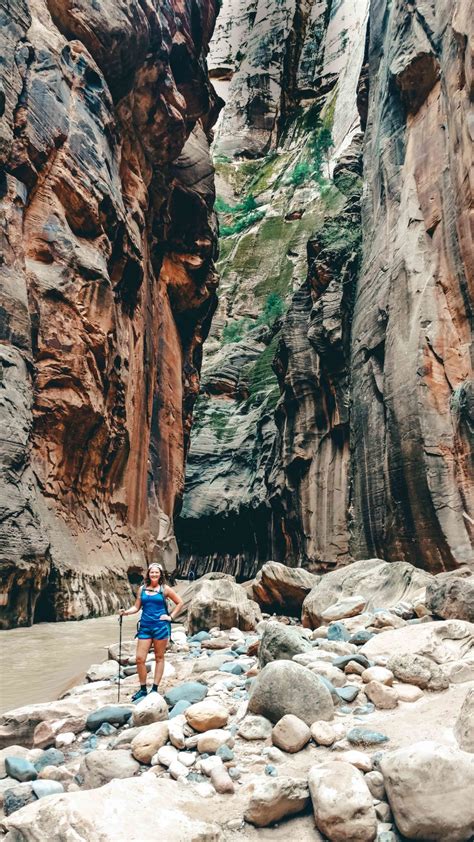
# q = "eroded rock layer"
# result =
<box><xmin>177</xmin><ymin>0</ymin><xmax>473</xmax><ymax>576</ymax></box>
<box><xmin>0</xmin><ymin>0</ymin><xmax>220</xmax><ymax>627</ymax></box>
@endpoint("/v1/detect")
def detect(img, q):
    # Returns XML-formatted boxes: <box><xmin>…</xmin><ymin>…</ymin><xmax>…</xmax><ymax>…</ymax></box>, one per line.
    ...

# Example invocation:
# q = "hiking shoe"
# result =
<box><xmin>132</xmin><ymin>688</ymin><xmax>148</xmax><ymax>703</ymax></box>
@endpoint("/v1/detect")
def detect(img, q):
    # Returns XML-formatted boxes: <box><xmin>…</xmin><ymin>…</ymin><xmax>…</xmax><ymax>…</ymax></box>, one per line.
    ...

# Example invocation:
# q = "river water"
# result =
<box><xmin>0</xmin><ymin>614</ymin><xmax>140</xmax><ymax>714</ymax></box>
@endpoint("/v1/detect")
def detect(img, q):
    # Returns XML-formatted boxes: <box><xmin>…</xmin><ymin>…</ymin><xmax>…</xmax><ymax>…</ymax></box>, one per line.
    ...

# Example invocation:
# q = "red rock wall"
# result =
<box><xmin>0</xmin><ymin>0</ymin><xmax>220</xmax><ymax>627</ymax></box>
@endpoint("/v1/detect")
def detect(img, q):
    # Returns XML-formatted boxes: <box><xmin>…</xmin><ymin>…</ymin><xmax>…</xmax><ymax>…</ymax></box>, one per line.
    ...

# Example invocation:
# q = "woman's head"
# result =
<box><xmin>144</xmin><ymin>563</ymin><xmax>167</xmax><ymax>588</ymax></box>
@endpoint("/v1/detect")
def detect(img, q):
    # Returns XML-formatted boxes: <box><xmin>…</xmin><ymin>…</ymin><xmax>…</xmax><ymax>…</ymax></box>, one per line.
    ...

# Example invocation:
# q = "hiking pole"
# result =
<box><xmin>117</xmin><ymin>613</ymin><xmax>123</xmax><ymax>703</ymax></box>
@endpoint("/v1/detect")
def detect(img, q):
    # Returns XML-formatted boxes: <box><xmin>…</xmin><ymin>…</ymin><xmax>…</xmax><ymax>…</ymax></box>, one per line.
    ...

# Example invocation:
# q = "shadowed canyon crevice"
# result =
<box><xmin>0</xmin><ymin>0</ymin><xmax>472</xmax><ymax>627</ymax></box>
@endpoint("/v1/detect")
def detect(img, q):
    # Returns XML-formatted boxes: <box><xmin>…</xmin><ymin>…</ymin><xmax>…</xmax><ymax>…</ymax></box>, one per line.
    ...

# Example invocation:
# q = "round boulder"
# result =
<box><xmin>248</xmin><ymin>661</ymin><xmax>334</xmax><ymax>725</ymax></box>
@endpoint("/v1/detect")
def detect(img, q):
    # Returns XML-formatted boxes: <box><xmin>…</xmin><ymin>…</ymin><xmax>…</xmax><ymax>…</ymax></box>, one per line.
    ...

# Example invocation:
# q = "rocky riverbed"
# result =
<box><xmin>0</xmin><ymin>560</ymin><xmax>473</xmax><ymax>841</ymax></box>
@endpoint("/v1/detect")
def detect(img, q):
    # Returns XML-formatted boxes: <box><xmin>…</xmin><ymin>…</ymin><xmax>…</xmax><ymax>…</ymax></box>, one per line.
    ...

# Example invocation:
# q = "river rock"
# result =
<box><xmin>168</xmin><ymin>716</ymin><xmax>187</xmax><ymax>750</ymax></box>
<box><xmin>33</xmin><ymin>716</ymin><xmax>87</xmax><ymax>749</ymax></box>
<box><xmin>185</xmin><ymin>700</ymin><xmax>229</xmax><ymax>732</ymax></box>
<box><xmin>86</xmin><ymin>662</ymin><xmax>119</xmax><ymax>682</ymax></box>
<box><xmin>0</xmin><ymin>746</ymin><xmax>31</xmax><ymax>778</ymax></box>
<box><xmin>31</xmin><ymin>780</ymin><xmax>64</xmax><ymax>799</ymax></box>
<box><xmin>110</xmin><ymin>727</ymin><xmax>143</xmax><ymax>750</ymax></box>
<box><xmin>308</xmin><ymin>761</ymin><xmax>377</xmax><ymax>841</ymax></box>
<box><xmin>321</xmin><ymin>596</ymin><xmax>367</xmax><ymax>623</ymax></box>
<box><xmin>361</xmin><ymin>667</ymin><xmax>393</xmax><ymax>685</ymax></box>
<box><xmin>0</xmin><ymin>696</ymin><xmax>118</xmax><ymax>749</ymax></box>
<box><xmin>364</xmin><ymin>682</ymin><xmax>398</xmax><ymax>710</ymax></box>
<box><xmin>302</xmin><ymin>559</ymin><xmax>433</xmax><ymax>628</ymax></box>
<box><xmin>131</xmin><ymin>693</ymin><xmax>168</xmax><ymax>727</ymax></box>
<box><xmin>5</xmin><ymin>757</ymin><xmax>37</xmax><ymax>783</ymax></box>
<box><xmin>252</xmin><ymin>562</ymin><xmax>319</xmax><ymax>616</ymax></box>
<box><xmin>387</xmin><ymin>654</ymin><xmax>449</xmax><ymax>691</ymax></box>
<box><xmin>365</xmin><ymin>770</ymin><xmax>386</xmax><ymax>800</ymax></box>
<box><xmin>170</xmin><ymin>700</ymin><xmax>192</xmax><ymax>718</ymax></box>
<box><xmin>188</xmin><ymin>577</ymin><xmax>262</xmax><ymax>634</ymax></box>
<box><xmin>426</xmin><ymin>575</ymin><xmax>474</xmax><ymax>622</ymax></box>
<box><xmin>248</xmin><ymin>660</ymin><xmax>334</xmax><ymax>725</ymax></box>
<box><xmin>258</xmin><ymin>622</ymin><xmax>313</xmax><ymax>667</ymax></box>
<box><xmin>3</xmin><ymin>782</ymin><xmax>36</xmax><ymax>816</ymax></box>
<box><xmin>454</xmin><ymin>688</ymin><xmax>474</xmax><ymax>753</ymax></box>
<box><xmin>307</xmin><ymin>662</ymin><xmax>348</xmax><ymax>687</ymax></box>
<box><xmin>380</xmin><ymin>741</ymin><xmax>474</xmax><ymax>841</ymax></box>
<box><xmin>245</xmin><ymin>776</ymin><xmax>310</xmax><ymax>826</ymax></box>
<box><xmin>154</xmin><ymin>745</ymin><xmax>178</xmax><ymax>767</ymax></box>
<box><xmin>108</xmin><ymin>640</ymin><xmax>137</xmax><ymax>664</ymax></box>
<box><xmin>335</xmin><ymin>751</ymin><xmax>373</xmax><ymax>773</ymax></box>
<box><xmin>209</xmin><ymin>765</ymin><xmax>233</xmax><ymax>794</ymax></box>
<box><xmin>393</xmin><ymin>683</ymin><xmax>424</xmax><ymax>702</ymax></box>
<box><xmin>238</xmin><ymin>715</ymin><xmax>273</xmax><ymax>741</ymax></box>
<box><xmin>197</xmin><ymin>729</ymin><xmax>233</xmax><ymax>754</ymax></box>
<box><xmin>192</xmin><ymin>653</ymin><xmax>230</xmax><ymax>674</ymax></box>
<box><xmin>164</xmin><ymin>682</ymin><xmax>208</xmax><ymax>707</ymax></box>
<box><xmin>86</xmin><ymin>706</ymin><xmax>133</xmax><ymax>732</ymax></box>
<box><xmin>1</xmin><ymin>776</ymin><xmax>222</xmax><ymax>839</ymax></box>
<box><xmin>79</xmin><ymin>749</ymin><xmax>140</xmax><ymax>789</ymax></box>
<box><xmin>310</xmin><ymin>721</ymin><xmax>337</xmax><ymax>746</ymax></box>
<box><xmin>131</xmin><ymin>722</ymin><xmax>169</xmax><ymax>764</ymax></box>
<box><xmin>347</xmin><ymin>728</ymin><xmax>389</xmax><ymax>747</ymax></box>
<box><xmin>37</xmin><ymin>765</ymin><xmax>74</xmax><ymax>783</ymax></box>
<box><xmin>272</xmin><ymin>715</ymin><xmax>310</xmax><ymax>753</ymax></box>
<box><xmin>169</xmin><ymin>759</ymin><xmax>190</xmax><ymax>780</ymax></box>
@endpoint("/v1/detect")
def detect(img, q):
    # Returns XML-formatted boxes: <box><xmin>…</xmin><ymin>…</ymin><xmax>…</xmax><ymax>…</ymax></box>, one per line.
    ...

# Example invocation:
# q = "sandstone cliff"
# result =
<box><xmin>0</xmin><ymin>0</ymin><xmax>220</xmax><ymax>627</ymax></box>
<box><xmin>177</xmin><ymin>0</ymin><xmax>473</xmax><ymax>577</ymax></box>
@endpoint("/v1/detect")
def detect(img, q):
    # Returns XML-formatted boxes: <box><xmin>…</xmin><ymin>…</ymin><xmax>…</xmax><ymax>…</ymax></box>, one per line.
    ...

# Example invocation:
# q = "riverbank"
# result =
<box><xmin>0</xmin><ymin>563</ymin><xmax>473</xmax><ymax>840</ymax></box>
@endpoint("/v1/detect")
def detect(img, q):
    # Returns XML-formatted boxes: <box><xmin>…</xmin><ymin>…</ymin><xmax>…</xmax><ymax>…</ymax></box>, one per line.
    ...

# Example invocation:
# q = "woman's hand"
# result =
<box><xmin>119</xmin><ymin>609</ymin><xmax>127</xmax><ymax>617</ymax></box>
<box><xmin>159</xmin><ymin>614</ymin><xmax>172</xmax><ymax>622</ymax></box>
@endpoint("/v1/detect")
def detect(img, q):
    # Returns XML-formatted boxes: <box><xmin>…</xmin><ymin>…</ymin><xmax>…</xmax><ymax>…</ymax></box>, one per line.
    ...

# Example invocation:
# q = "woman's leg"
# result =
<box><xmin>136</xmin><ymin>638</ymin><xmax>152</xmax><ymax>686</ymax></box>
<box><xmin>152</xmin><ymin>638</ymin><xmax>168</xmax><ymax>688</ymax></box>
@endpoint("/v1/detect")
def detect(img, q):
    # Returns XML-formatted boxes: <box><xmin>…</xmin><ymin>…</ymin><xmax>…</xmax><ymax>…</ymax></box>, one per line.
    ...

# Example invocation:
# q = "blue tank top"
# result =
<box><xmin>140</xmin><ymin>587</ymin><xmax>168</xmax><ymax>623</ymax></box>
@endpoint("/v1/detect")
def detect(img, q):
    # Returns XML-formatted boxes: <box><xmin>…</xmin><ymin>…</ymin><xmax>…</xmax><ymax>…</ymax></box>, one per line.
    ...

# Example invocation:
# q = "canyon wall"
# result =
<box><xmin>0</xmin><ymin>0</ymin><xmax>220</xmax><ymax>627</ymax></box>
<box><xmin>177</xmin><ymin>0</ymin><xmax>473</xmax><ymax>577</ymax></box>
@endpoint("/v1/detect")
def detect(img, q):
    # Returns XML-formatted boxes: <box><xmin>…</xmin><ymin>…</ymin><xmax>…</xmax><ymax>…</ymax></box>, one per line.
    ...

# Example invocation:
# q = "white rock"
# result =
<box><xmin>272</xmin><ymin>715</ymin><xmax>311</xmax><ymax>753</ymax></box>
<box><xmin>55</xmin><ymin>732</ymin><xmax>76</xmax><ymax>748</ymax></box>
<box><xmin>86</xmin><ymin>662</ymin><xmax>119</xmax><ymax>682</ymax></box>
<box><xmin>155</xmin><ymin>745</ymin><xmax>178</xmax><ymax>768</ymax></box>
<box><xmin>393</xmin><ymin>683</ymin><xmax>424</xmax><ymax>702</ymax></box>
<box><xmin>193</xmin><ymin>781</ymin><xmax>216</xmax><ymax>798</ymax></box>
<box><xmin>321</xmin><ymin>596</ymin><xmax>367</xmax><ymax>622</ymax></box>
<box><xmin>361</xmin><ymin>666</ymin><xmax>394</xmax><ymax>685</ymax></box>
<box><xmin>238</xmin><ymin>715</ymin><xmax>272</xmax><ymax>741</ymax></box>
<box><xmin>308</xmin><ymin>761</ymin><xmax>377</xmax><ymax>841</ymax></box>
<box><xmin>381</xmin><ymin>741</ymin><xmax>474</xmax><ymax>841</ymax></box>
<box><xmin>131</xmin><ymin>693</ymin><xmax>168</xmax><ymax>727</ymax></box>
<box><xmin>169</xmin><ymin>760</ymin><xmax>189</xmax><ymax>780</ymax></box>
<box><xmin>168</xmin><ymin>716</ymin><xmax>186</xmax><ymax>750</ymax></box>
<box><xmin>199</xmin><ymin>756</ymin><xmax>224</xmax><ymax>777</ymax></box>
<box><xmin>197</xmin><ymin>729</ymin><xmax>233</xmax><ymax>754</ymax></box>
<box><xmin>177</xmin><ymin>752</ymin><xmax>196</xmax><ymax>767</ymax></box>
<box><xmin>310</xmin><ymin>721</ymin><xmax>337</xmax><ymax>746</ymax></box>
<box><xmin>335</xmin><ymin>751</ymin><xmax>373</xmax><ymax>772</ymax></box>
<box><xmin>244</xmin><ymin>776</ymin><xmax>309</xmax><ymax>826</ymax></box>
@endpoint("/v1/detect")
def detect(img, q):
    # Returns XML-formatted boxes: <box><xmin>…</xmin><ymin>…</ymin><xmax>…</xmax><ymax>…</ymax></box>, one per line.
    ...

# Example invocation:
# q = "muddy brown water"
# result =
<box><xmin>0</xmin><ymin>614</ymin><xmax>141</xmax><ymax>715</ymax></box>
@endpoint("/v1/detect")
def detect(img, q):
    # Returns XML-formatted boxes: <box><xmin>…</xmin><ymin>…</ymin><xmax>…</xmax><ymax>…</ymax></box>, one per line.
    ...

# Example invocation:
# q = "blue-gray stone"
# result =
<box><xmin>34</xmin><ymin>748</ymin><xmax>65</xmax><ymax>773</ymax></box>
<box><xmin>82</xmin><ymin>735</ymin><xmax>98</xmax><ymax>751</ymax></box>
<box><xmin>232</xmin><ymin>645</ymin><xmax>248</xmax><ymax>655</ymax></box>
<box><xmin>96</xmin><ymin>722</ymin><xmax>117</xmax><ymax>736</ymax></box>
<box><xmin>349</xmin><ymin>630</ymin><xmax>374</xmax><ymax>645</ymax></box>
<box><xmin>338</xmin><ymin>706</ymin><xmax>353</xmax><ymax>715</ymax></box>
<box><xmin>187</xmin><ymin>772</ymin><xmax>207</xmax><ymax>783</ymax></box>
<box><xmin>164</xmin><ymin>682</ymin><xmax>208</xmax><ymax>707</ymax></box>
<box><xmin>169</xmin><ymin>699</ymin><xmax>191</xmax><ymax>718</ymax></box>
<box><xmin>32</xmin><ymin>780</ymin><xmax>64</xmax><ymax>799</ymax></box>
<box><xmin>347</xmin><ymin>728</ymin><xmax>389</xmax><ymax>746</ymax></box>
<box><xmin>333</xmin><ymin>654</ymin><xmax>371</xmax><ymax>670</ymax></box>
<box><xmin>318</xmin><ymin>675</ymin><xmax>340</xmax><ymax>704</ymax></box>
<box><xmin>336</xmin><ymin>685</ymin><xmax>360</xmax><ymax>703</ymax></box>
<box><xmin>220</xmin><ymin>662</ymin><xmax>245</xmax><ymax>675</ymax></box>
<box><xmin>5</xmin><ymin>758</ymin><xmax>37</xmax><ymax>783</ymax></box>
<box><xmin>216</xmin><ymin>745</ymin><xmax>234</xmax><ymax>762</ymax></box>
<box><xmin>265</xmin><ymin>765</ymin><xmax>278</xmax><ymax>777</ymax></box>
<box><xmin>353</xmin><ymin>703</ymin><xmax>375</xmax><ymax>716</ymax></box>
<box><xmin>4</xmin><ymin>784</ymin><xmax>36</xmax><ymax>816</ymax></box>
<box><xmin>228</xmin><ymin>766</ymin><xmax>241</xmax><ymax>780</ymax></box>
<box><xmin>328</xmin><ymin>623</ymin><xmax>350</xmax><ymax>642</ymax></box>
<box><xmin>86</xmin><ymin>706</ymin><xmax>133</xmax><ymax>732</ymax></box>
<box><xmin>189</xmin><ymin>631</ymin><xmax>211</xmax><ymax>642</ymax></box>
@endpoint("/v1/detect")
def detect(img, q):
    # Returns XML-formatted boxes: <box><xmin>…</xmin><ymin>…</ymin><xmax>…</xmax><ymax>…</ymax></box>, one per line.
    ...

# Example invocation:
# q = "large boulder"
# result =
<box><xmin>455</xmin><ymin>689</ymin><xmax>474</xmax><ymax>753</ymax></box>
<box><xmin>188</xmin><ymin>577</ymin><xmax>262</xmax><ymax>634</ymax></box>
<box><xmin>308</xmin><ymin>761</ymin><xmax>377</xmax><ymax>841</ymax></box>
<box><xmin>1</xmin><ymin>776</ymin><xmax>221</xmax><ymax>840</ymax></box>
<box><xmin>380</xmin><ymin>741</ymin><xmax>474</xmax><ymax>841</ymax></box>
<box><xmin>426</xmin><ymin>575</ymin><xmax>474</xmax><ymax>622</ymax></box>
<box><xmin>258</xmin><ymin>622</ymin><xmax>313</xmax><ymax>667</ymax></box>
<box><xmin>302</xmin><ymin>559</ymin><xmax>433</xmax><ymax>628</ymax></box>
<box><xmin>252</xmin><ymin>562</ymin><xmax>320</xmax><ymax>616</ymax></box>
<box><xmin>0</xmin><ymin>693</ymin><xmax>119</xmax><ymax>749</ymax></box>
<box><xmin>248</xmin><ymin>661</ymin><xmax>334</xmax><ymax>725</ymax></box>
<box><xmin>244</xmin><ymin>776</ymin><xmax>310</xmax><ymax>827</ymax></box>
<box><xmin>131</xmin><ymin>694</ymin><xmax>168</xmax><ymax>727</ymax></box>
<box><xmin>361</xmin><ymin>620</ymin><xmax>474</xmax><ymax>684</ymax></box>
<box><xmin>79</xmin><ymin>750</ymin><xmax>139</xmax><ymax>789</ymax></box>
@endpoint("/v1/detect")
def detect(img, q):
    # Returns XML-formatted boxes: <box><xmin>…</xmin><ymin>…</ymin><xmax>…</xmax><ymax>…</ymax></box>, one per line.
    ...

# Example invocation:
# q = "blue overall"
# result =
<box><xmin>136</xmin><ymin>587</ymin><xmax>171</xmax><ymax>640</ymax></box>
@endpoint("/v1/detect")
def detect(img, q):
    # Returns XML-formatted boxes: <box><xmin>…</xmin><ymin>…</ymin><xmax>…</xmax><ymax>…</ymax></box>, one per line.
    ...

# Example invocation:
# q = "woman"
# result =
<box><xmin>119</xmin><ymin>563</ymin><xmax>183</xmax><ymax>702</ymax></box>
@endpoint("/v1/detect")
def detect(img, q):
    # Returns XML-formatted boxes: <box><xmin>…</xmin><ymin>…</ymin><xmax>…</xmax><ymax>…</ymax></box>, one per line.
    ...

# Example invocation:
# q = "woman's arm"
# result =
<box><xmin>162</xmin><ymin>586</ymin><xmax>184</xmax><ymax>621</ymax></box>
<box><xmin>119</xmin><ymin>586</ymin><xmax>142</xmax><ymax>616</ymax></box>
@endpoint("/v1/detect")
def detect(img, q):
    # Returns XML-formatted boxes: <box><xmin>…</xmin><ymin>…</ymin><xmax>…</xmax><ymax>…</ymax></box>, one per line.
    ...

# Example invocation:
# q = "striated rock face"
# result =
<box><xmin>0</xmin><ymin>0</ymin><xmax>220</xmax><ymax>627</ymax></box>
<box><xmin>178</xmin><ymin>0</ymin><xmax>473</xmax><ymax>578</ymax></box>
<box><xmin>350</xmin><ymin>0</ymin><xmax>473</xmax><ymax>571</ymax></box>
